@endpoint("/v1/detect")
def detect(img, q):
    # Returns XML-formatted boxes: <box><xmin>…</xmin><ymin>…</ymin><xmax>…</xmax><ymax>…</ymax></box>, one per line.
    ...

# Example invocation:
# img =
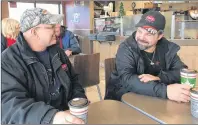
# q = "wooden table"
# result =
<box><xmin>87</xmin><ymin>100</ymin><xmax>158</xmax><ymax>124</ymax></box>
<box><xmin>122</xmin><ymin>93</ymin><xmax>198</xmax><ymax>124</ymax></box>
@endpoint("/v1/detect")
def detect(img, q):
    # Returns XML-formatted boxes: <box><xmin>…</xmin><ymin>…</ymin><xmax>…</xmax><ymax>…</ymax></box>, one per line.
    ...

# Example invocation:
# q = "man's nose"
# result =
<box><xmin>139</xmin><ymin>33</ymin><xmax>145</xmax><ymax>40</ymax></box>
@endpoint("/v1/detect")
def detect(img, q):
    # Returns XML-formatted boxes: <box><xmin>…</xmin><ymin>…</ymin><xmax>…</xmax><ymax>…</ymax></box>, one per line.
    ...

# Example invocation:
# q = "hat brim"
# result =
<box><xmin>47</xmin><ymin>14</ymin><xmax>64</xmax><ymax>25</ymax></box>
<box><xmin>136</xmin><ymin>22</ymin><xmax>158</xmax><ymax>35</ymax></box>
<box><xmin>135</xmin><ymin>20</ymin><xmax>146</xmax><ymax>28</ymax></box>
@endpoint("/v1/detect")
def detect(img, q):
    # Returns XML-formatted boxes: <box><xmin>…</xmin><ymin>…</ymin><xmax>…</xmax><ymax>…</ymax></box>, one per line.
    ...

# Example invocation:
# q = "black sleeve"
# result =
<box><xmin>1</xmin><ymin>62</ymin><xmax>58</xmax><ymax>124</ymax></box>
<box><xmin>158</xmin><ymin>54</ymin><xmax>187</xmax><ymax>84</ymax></box>
<box><xmin>115</xmin><ymin>43</ymin><xmax>167</xmax><ymax>99</ymax></box>
<box><xmin>1</xmin><ymin>35</ymin><xmax>7</xmax><ymax>53</ymax></box>
<box><xmin>67</xmin><ymin>58</ymin><xmax>87</xmax><ymax>99</ymax></box>
<box><xmin>59</xmin><ymin>49</ymin><xmax>86</xmax><ymax>99</ymax></box>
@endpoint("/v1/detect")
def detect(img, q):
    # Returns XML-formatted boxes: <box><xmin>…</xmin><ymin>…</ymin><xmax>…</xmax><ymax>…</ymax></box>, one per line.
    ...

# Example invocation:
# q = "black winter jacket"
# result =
<box><xmin>1</xmin><ymin>32</ymin><xmax>86</xmax><ymax>124</ymax></box>
<box><xmin>105</xmin><ymin>32</ymin><xmax>186</xmax><ymax>101</ymax></box>
<box><xmin>1</xmin><ymin>34</ymin><xmax>7</xmax><ymax>52</ymax></box>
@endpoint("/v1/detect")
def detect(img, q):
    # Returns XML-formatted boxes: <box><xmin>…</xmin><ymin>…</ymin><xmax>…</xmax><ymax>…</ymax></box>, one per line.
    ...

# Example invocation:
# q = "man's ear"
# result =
<box><xmin>32</xmin><ymin>28</ymin><xmax>38</xmax><ymax>37</ymax></box>
<box><xmin>30</xmin><ymin>28</ymin><xmax>39</xmax><ymax>39</ymax></box>
<box><xmin>30</xmin><ymin>28</ymin><xmax>36</xmax><ymax>35</ymax></box>
<box><xmin>158</xmin><ymin>33</ymin><xmax>164</xmax><ymax>41</ymax></box>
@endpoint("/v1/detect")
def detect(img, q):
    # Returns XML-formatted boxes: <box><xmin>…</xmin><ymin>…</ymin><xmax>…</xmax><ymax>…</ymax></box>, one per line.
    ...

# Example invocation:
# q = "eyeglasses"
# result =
<box><xmin>35</xmin><ymin>24</ymin><xmax>56</xmax><ymax>30</ymax></box>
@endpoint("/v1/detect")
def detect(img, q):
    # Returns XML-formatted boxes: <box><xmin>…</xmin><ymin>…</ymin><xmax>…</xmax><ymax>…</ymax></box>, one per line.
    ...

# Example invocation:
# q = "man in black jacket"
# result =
<box><xmin>1</xmin><ymin>33</ymin><xmax>7</xmax><ymax>52</ymax></box>
<box><xmin>1</xmin><ymin>8</ymin><xmax>86</xmax><ymax>124</ymax></box>
<box><xmin>105</xmin><ymin>11</ymin><xmax>191</xmax><ymax>103</ymax></box>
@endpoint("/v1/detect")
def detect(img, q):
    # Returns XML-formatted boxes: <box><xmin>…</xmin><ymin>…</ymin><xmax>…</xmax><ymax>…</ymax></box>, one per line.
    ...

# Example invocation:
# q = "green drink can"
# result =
<box><xmin>180</xmin><ymin>68</ymin><xmax>197</xmax><ymax>88</ymax></box>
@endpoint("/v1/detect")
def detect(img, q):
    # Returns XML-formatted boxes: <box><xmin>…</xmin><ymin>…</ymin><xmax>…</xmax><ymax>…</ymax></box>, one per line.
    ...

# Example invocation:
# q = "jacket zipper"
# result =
<box><xmin>28</xmin><ymin>53</ymin><xmax>64</xmax><ymax>104</ymax></box>
<box><xmin>51</xmin><ymin>53</ymin><xmax>70</xmax><ymax>100</ymax></box>
<box><xmin>28</xmin><ymin>57</ymin><xmax>52</xmax><ymax>103</ymax></box>
<box><xmin>37</xmin><ymin>61</ymin><xmax>52</xmax><ymax>104</ymax></box>
<box><xmin>52</xmin><ymin>53</ymin><xmax>59</xmax><ymax>63</ymax></box>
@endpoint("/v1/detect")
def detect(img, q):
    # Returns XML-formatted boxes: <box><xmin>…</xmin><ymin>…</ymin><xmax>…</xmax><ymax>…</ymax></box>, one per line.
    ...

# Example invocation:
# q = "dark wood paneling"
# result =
<box><xmin>2</xmin><ymin>1</ymin><xmax>9</xmax><ymax>19</ymax></box>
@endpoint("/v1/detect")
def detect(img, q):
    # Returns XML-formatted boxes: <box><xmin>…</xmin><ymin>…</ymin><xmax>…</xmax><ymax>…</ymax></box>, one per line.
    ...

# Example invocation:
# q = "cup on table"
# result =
<box><xmin>68</xmin><ymin>98</ymin><xmax>89</xmax><ymax>123</ymax></box>
<box><xmin>180</xmin><ymin>68</ymin><xmax>197</xmax><ymax>88</ymax></box>
<box><xmin>190</xmin><ymin>87</ymin><xmax>198</xmax><ymax>118</ymax></box>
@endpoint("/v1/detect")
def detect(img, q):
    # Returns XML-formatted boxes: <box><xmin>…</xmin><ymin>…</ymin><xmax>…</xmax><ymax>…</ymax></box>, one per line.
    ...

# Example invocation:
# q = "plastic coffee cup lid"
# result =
<box><xmin>68</xmin><ymin>98</ymin><xmax>89</xmax><ymax>109</ymax></box>
<box><xmin>191</xmin><ymin>87</ymin><xmax>198</xmax><ymax>95</ymax></box>
<box><xmin>181</xmin><ymin>68</ymin><xmax>197</xmax><ymax>74</ymax></box>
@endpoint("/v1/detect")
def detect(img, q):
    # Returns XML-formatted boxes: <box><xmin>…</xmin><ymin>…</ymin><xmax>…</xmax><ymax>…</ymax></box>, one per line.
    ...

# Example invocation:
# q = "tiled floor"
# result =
<box><xmin>86</xmin><ymin>67</ymin><xmax>106</xmax><ymax>103</ymax></box>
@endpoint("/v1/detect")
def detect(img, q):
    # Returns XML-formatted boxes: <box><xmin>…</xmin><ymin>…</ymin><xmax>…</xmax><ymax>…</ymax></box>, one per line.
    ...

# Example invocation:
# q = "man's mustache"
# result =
<box><xmin>137</xmin><ymin>38</ymin><xmax>149</xmax><ymax>44</ymax></box>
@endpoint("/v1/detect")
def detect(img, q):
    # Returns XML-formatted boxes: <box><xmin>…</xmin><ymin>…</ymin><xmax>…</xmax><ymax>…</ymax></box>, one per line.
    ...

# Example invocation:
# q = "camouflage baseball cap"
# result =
<box><xmin>20</xmin><ymin>8</ymin><xmax>64</xmax><ymax>33</ymax></box>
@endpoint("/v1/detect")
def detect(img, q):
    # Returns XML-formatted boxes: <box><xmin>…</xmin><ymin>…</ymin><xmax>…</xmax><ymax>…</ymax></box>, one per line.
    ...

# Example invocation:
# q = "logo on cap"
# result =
<box><xmin>142</xmin><ymin>26</ymin><xmax>157</xmax><ymax>34</ymax></box>
<box><xmin>42</xmin><ymin>9</ymin><xmax>48</xmax><ymax>14</ymax></box>
<box><xmin>145</xmin><ymin>15</ymin><xmax>155</xmax><ymax>23</ymax></box>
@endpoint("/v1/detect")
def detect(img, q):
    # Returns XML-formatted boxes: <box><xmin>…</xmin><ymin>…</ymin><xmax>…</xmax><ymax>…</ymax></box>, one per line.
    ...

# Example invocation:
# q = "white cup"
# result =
<box><xmin>68</xmin><ymin>98</ymin><xmax>89</xmax><ymax>123</ymax></box>
<box><xmin>190</xmin><ymin>87</ymin><xmax>198</xmax><ymax>118</ymax></box>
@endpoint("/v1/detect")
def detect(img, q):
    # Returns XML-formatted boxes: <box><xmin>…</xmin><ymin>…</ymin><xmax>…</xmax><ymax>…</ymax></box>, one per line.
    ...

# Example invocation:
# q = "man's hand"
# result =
<box><xmin>138</xmin><ymin>74</ymin><xmax>160</xmax><ymax>83</ymax></box>
<box><xmin>65</xmin><ymin>50</ymin><xmax>72</xmax><ymax>57</ymax></box>
<box><xmin>53</xmin><ymin>111</ymin><xmax>84</xmax><ymax>124</ymax></box>
<box><xmin>167</xmin><ymin>84</ymin><xmax>191</xmax><ymax>103</ymax></box>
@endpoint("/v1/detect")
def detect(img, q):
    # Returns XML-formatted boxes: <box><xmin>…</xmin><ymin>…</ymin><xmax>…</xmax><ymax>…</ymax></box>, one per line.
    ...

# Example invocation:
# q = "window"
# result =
<box><xmin>9</xmin><ymin>2</ymin><xmax>63</xmax><ymax>24</ymax></box>
<box><xmin>36</xmin><ymin>3</ymin><xmax>59</xmax><ymax>14</ymax></box>
<box><xmin>9</xmin><ymin>2</ymin><xmax>34</xmax><ymax>21</ymax></box>
<box><xmin>35</xmin><ymin>3</ymin><xmax>63</xmax><ymax>24</ymax></box>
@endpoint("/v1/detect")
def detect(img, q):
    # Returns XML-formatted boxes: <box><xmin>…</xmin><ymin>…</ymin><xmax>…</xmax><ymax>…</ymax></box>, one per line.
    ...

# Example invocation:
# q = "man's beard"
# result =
<box><xmin>136</xmin><ymin>38</ymin><xmax>153</xmax><ymax>50</ymax></box>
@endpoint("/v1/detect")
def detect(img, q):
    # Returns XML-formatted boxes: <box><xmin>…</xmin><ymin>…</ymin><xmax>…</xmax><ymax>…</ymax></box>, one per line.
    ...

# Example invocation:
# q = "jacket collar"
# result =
<box><xmin>125</xmin><ymin>31</ymin><xmax>181</xmax><ymax>70</ymax></box>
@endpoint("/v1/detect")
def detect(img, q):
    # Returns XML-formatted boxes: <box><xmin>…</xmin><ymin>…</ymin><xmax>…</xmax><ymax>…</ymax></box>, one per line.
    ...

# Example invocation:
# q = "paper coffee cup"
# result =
<box><xmin>68</xmin><ymin>98</ymin><xmax>89</xmax><ymax>123</ymax></box>
<box><xmin>190</xmin><ymin>87</ymin><xmax>198</xmax><ymax>118</ymax></box>
<box><xmin>181</xmin><ymin>68</ymin><xmax>197</xmax><ymax>88</ymax></box>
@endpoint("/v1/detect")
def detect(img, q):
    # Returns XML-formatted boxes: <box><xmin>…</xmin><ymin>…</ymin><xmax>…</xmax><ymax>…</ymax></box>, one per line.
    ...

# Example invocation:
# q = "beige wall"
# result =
<box><xmin>178</xmin><ymin>46</ymin><xmax>198</xmax><ymax>85</ymax></box>
<box><xmin>161</xmin><ymin>11</ymin><xmax>172</xmax><ymax>38</ymax></box>
<box><xmin>93</xmin><ymin>41</ymin><xmax>119</xmax><ymax>67</ymax></box>
<box><xmin>178</xmin><ymin>46</ymin><xmax>198</xmax><ymax>71</ymax></box>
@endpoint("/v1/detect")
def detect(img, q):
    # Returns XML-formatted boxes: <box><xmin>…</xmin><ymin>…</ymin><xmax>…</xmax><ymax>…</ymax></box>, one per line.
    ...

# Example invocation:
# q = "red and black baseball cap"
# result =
<box><xmin>136</xmin><ymin>11</ymin><xmax>166</xmax><ymax>34</ymax></box>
